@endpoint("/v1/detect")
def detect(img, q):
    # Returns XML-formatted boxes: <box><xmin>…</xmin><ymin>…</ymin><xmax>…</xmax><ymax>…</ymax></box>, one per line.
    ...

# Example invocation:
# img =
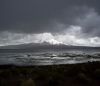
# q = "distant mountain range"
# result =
<box><xmin>0</xmin><ymin>42</ymin><xmax>61</xmax><ymax>49</ymax></box>
<box><xmin>0</xmin><ymin>42</ymin><xmax>100</xmax><ymax>53</ymax></box>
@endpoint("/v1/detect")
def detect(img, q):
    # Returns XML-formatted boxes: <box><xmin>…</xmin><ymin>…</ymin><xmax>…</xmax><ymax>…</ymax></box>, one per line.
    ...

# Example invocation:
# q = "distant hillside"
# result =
<box><xmin>0</xmin><ymin>42</ymin><xmax>100</xmax><ymax>53</ymax></box>
<box><xmin>0</xmin><ymin>42</ymin><xmax>50</xmax><ymax>49</ymax></box>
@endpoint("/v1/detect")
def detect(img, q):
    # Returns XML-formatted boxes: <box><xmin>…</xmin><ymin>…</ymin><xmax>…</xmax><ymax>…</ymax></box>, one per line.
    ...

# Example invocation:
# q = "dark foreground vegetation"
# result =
<box><xmin>0</xmin><ymin>62</ymin><xmax>100</xmax><ymax>86</ymax></box>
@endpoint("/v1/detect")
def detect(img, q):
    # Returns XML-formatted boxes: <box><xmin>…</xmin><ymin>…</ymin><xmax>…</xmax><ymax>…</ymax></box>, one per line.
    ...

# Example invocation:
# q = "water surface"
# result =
<box><xmin>0</xmin><ymin>49</ymin><xmax>100</xmax><ymax>66</ymax></box>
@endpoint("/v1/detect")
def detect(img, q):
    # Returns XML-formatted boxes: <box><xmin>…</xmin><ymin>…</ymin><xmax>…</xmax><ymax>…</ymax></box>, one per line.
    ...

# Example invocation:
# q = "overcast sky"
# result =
<box><xmin>0</xmin><ymin>0</ymin><xmax>100</xmax><ymax>46</ymax></box>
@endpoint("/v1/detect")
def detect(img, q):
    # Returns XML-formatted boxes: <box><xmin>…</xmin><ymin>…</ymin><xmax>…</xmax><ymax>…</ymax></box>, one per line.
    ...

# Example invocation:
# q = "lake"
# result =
<box><xmin>0</xmin><ymin>48</ymin><xmax>100</xmax><ymax>66</ymax></box>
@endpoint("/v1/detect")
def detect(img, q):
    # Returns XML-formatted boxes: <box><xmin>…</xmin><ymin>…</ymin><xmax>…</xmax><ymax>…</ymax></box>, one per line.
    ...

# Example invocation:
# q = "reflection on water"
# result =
<box><xmin>0</xmin><ymin>50</ymin><xmax>100</xmax><ymax>66</ymax></box>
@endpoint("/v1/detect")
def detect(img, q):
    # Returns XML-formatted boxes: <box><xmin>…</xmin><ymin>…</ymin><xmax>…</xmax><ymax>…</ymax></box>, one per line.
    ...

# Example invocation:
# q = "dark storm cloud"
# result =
<box><xmin>0</xmin><ymin>0</ymin><xmax>100</xmax><ymax>36</ymax></box>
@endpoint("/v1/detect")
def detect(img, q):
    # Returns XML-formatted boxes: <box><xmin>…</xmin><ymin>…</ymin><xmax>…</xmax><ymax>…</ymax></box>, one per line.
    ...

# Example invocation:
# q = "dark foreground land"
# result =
<box><xmin>0</xmin><ymin>62</ymin><xmax>100</xmax><ymax>86</ymax></box>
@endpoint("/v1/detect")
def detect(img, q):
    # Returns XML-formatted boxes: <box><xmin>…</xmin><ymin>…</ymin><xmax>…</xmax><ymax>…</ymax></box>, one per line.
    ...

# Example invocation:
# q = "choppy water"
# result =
<box><xmin>0</xmin><ymin>50</ymin><xmax>100</xmax><ymax>66</ymax></box>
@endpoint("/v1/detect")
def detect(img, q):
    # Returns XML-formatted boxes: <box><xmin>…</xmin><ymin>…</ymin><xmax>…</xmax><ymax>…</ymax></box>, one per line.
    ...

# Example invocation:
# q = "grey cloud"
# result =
<box><xmin>76</xmin><ymin>9</ymin><xmax>100</xmax><ymax>37</ymax></box>
<box><xmin>0</xmin><ymin>0</ymin><xmax>100</xmax><ymax>36</ymax></box>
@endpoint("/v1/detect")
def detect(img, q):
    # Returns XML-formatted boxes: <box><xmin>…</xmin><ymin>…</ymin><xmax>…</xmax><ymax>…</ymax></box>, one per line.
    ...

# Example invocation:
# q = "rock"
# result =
<box><xmin>21</xmin><ymin>78</ymin><xmax>35</xmax><ymax>86</ymax></box>
<box><xmin>78</xmin><ymin>73</ymin><xmax>91</xmax><ymax>83</ymax></box>
<box><xmin>94</xmin><ymin>69</ymin><xmax>100</xmax><ymax>79</ymax></box>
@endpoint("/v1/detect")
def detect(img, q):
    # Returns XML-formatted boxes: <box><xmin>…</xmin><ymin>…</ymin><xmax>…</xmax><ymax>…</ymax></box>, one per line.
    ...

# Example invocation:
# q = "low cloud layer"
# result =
<box><xmin>0</xmin><ymin>26</ymin><xmax>100</xmax><ymax>47</ymax></box>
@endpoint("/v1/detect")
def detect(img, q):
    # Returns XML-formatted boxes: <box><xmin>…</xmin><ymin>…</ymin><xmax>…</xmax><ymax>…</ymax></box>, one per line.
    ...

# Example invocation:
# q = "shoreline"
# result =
<box><xmin>0</xmin><ymin>60</ymin><xmax>99</xmax><ymax>67</ymax></box>
<box><xmin>0</xmin><ymin>61</ymin><xmax>100</xmax><ymax>86</ymax></box>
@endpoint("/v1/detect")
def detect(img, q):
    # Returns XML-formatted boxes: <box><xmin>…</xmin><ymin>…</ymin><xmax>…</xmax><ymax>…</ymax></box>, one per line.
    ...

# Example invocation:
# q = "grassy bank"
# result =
<box><xmin>0</xmin><ymin>62</ymin><xmax>100</xmax><ymax>86</ymax></box>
